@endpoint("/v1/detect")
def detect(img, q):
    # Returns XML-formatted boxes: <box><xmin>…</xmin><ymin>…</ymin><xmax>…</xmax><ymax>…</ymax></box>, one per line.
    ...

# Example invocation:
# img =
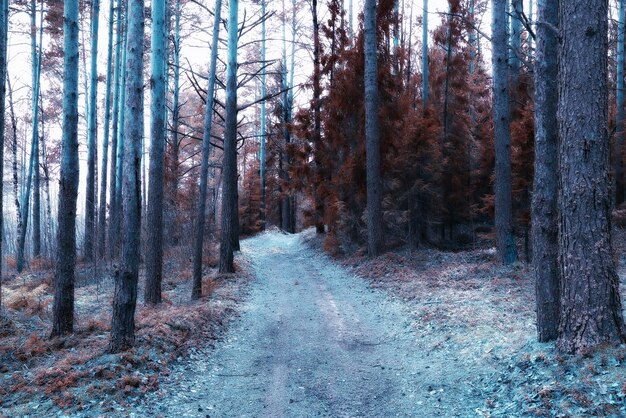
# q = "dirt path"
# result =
<box><xmin>143</xmin><ymin>231</ymin><xmax>487</xmax><ymax>417</ymax></box>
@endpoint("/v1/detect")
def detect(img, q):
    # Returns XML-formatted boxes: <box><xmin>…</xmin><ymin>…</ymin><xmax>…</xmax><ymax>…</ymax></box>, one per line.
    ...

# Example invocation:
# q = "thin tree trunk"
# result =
<box><xmin>84</xmin><ymin>0</ymin><xmax>100</xmax><ymax>262</ymax></box>
<box><xmin>167</xmin><ymin>0</ymin><xmax>181</xmax><ymax>246</ymax></box>
<box><xmin>421</xmin><ymin>0</ymin><xmax>428</xmax><ymax>110</ymax></box>
<box><xmin>491</xmin><ymin>0</ymin><xmax>518</xmax><ymax>264</ymax></box>
<box><xmin>364</xmin><ymin>0</ymin><xmax>382</xmax><ymax>257</ymax></box>
<box><xmin>532</xmin><ymin>0</ymin><xmax>559</xmax><ymax>342</ymax></box>
<box><xmin>98</xmin><ymin>0</ymin><xmax>115</xmax><ymax>257</ymax></box>
<box><xmin>259</xmin><ymin>0</ymin><xmax>267</xmax><ymax>229</ymax></box>
<box><xmin>51</xmin><ymin>0</ymin><xmax>80</xmax><ymax>337</ymax></box>
<box><xmin>218</xmin><ymin>0</ymin><xmax>239</xmax><ymax>274</ymax></box>
<box><xmin>145</xmin><ymin>0</ymin><xmax>167</xmax><ymax>305</ymax></box>
<box><xmin>312</xmin><ymin>0</ymin><xmax>324</xmax><ymax>234</ymax></box>
<box><xmin>110</xmin><ymin>0</ymin><xmax>144</xmax><ymax>353</ymax></box>
<box><xmin>108</xmin><ymin>0</ymin><xmax>123</xmax><ymax>259</ymax></box>
<box><xmin>0</xmin><ymin>0</ymin><xmax>8</xmax><ymax>310</ymax></box>
<box><xmin>556</xmin><ymin>0</ymin><xmax>626</xmax><ymax>353</ymax></box>
<box><xmin>192</xmin><ymin>0</ymin><xmax>222</xmax><ymax>299</ymax></box>
<box><xmin>111</xmin><ymin>6</ymin><xmax>129</xmax><ymax>259</ymax></box>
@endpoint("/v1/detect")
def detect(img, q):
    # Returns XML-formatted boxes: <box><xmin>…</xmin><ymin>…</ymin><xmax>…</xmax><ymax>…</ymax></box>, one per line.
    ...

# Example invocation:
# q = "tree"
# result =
<box><xmin>17</xmin><ymin>0</ymin><xmax>44</xmax><ymax>272</ymax></box>
<box><xmin>51</xmin><ymin>0</ymin><xmax>80</xmax><ymax>337</ymax></box>
<box><xmin>84</xmin><ymin>0</ymin><xmax>100</xmax><ymax>262</ymax></box>
<box><xmin>192</xmin><ymin>0</ymin><xmax>222</xmax><ymax>299</ymax></box>
<box><xmin>421</xmin><ymin>0</ymin><xmax>428</xmax><ymax>109</ymax></box>
<box><xmin>110</xmin><ymin>0</ymin><xmax>144</xmax><ymax>352</ymax></box>
<box><xmin>532</xmin><ymin>0</ymin><xmax>559</xmax><ymax>342</ymax></box>
<box><xmin>616</xmin><ymin>0</ymin><xmax>625</xmax><ymax>204</ymax></box>
<box><xmin>108</xmin><ymin>0</ymin><xmax>124</xmax><ymax>259</ymax></box>
<box><xmin>557</xmin><ymin>0</ymin><xmax>626</xmax><ymax>353</ymax></box>
<box><xmin>145</xmin><ymin>0</ymin><xmax>167</xmax><ymax>305</ymax></box>
<box><xmin>98</xmin><ymin>0</ymin><xmax>116</xmax><ymax>257</ymax></box>
<box><xmin>218</xmin><ymin>0</ymin><xmax>240</xmax><ymax>274</ymax></box>
<box><xmin>0</xmin><ymin>0</ymin><xmax>8</xmax><ymax>311</ymax></box>
<box><xmin>491</xmin><ymin>0</ymin><xmax>517</xmax><ymax>264</ymax></box>
<box><xmin>364</xmin><ymin>0</ymin><xmax>382</xmax><ymax>256</ymax></box>
<box><xmin>259</xmin><ymin>0</ymin><xmax>267</xmax><ymax>229</ymax></box>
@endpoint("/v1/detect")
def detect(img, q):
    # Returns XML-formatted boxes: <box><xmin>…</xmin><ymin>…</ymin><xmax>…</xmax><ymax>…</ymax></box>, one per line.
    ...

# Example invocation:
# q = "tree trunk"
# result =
<box><xmin>145</xmin><ymin>0</ymin><xmax>167</xmax><ymax>305</ymax></box>
<box><xmin>192</xmin><ymin>0</ymin><xmax>222</xmax><ymax>299</ymax></box>
<box><xmin>110</xmin><ymin>0</ymin><xmax>144</xmax><ymax>353</ymax></box>
<box><xmin>364</xmin><ymin>0</ymin><xmax>382</xmax><ymax>257</ymax></box>
<box><xmin>421</xmin><ymin>0</ymin><xmax>428</xmax><ymax>110</ymax></box>
<box><xmin>0</xmin><ymin>0</ymin><xmax>8</xmax><ymax>310</ymax></box>
<box><xmin>491</xmin><ymin>0</ymin><xmax>518</xmax><ymax>264</ymax></box>
<box><xmin>532</xmin><ymin>0</ymin><xmax>559</xmax><ymax>342</ymax></box>
<box><xmin>312</xmin><ymin>0</ymin><xmax>324</xmax><ymax>234</ymax></box>
<box><xmin>259</xmin><ymin>0</ymin><xmax>267</xmax><ymax>229</ymax></box>
<box><xmin>557</xmin><ymin>0</ymin><xmax>626</xmax><ymax>353</ymax></box>
<box><xmin>108</xmin><ymin>0</ymin><xmax>123</xmax><ymax>259</ymax></box>
<box><xmin>51</xmin><ymin>0</ymin><xmax>80</xmax><ymax>337</ymax></box>
<box><xmin>218</xmin><ymin>0</ymin><xmax>239</xmax><ymax>274</ymax></box>
<box><xmin>616</xmin><ymin>0</ymin><xmax>625</xmax><ymax>204</ymax></box>
<box><xmin>84</xmin><ymin>0</ymin><xmax>100</xmax><ymax>262</ymax></box>
<box><xmin>111</xmin><ymin>7</ymin><xmax>128</xmax><ymax>260</ymax></box>
<box><xmin>98</xmin><ymin>0</ymin><xmax>115</xmax><ymax>257</ymax></box>
<box><xmin>167</xmin><ymin>0</ymin><xmax>181</xmax><ymax>246</ymax></box>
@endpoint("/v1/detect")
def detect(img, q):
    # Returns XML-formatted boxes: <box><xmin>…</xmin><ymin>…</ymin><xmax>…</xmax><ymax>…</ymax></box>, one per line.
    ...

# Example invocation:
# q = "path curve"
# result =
<box><xmin>144</xmin><ymin>231</ymin><xmax>481</xmax><ymax>417</ymax></box>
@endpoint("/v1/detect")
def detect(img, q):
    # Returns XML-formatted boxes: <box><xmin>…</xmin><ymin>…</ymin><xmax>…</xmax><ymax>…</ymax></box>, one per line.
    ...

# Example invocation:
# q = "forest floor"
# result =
<box><xmin>0</xmin><ymin>242</ymin><xmax>254</xmax><ymax>416</ymax></box>
<box><xmin>4</xmin><ymin>229</ymin><xmax>626</xmax><ymax>416</ymax></box>
<box><xmin>140</xmin><ymin>229</ymin><xmax>626</xmax><ymax>417</ymax></box>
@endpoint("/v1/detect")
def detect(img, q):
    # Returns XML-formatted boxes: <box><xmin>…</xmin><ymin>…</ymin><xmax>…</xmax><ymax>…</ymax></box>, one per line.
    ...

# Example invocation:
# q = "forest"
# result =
<box><xmin>1</xmin><ymin>0</ymin><xmax>626</xmax><ymax>415</ymax></box>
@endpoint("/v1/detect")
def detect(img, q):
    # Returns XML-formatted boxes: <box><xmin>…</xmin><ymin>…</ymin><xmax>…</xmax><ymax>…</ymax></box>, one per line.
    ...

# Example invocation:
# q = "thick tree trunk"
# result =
<box><xmin>491</xmin><ymin>0</ymin><xmax>518</xmax><ymax>264</ymax></box>
<box><xmin>110</xmin><ymin>0</ymin><xmax>144</xmax><ymax>353</ymax></box>
<box><xmin>616</xmin><ymin>0</ymin><xmax>625</xmax><ymax>204</ymax></box>
<box><xmin>51</xmin><ymin>0</ymin><xmax>80</xmax><ymax>337</ymax></box>
<box><xmin>145</xmin><ymin>0</ymin><xmax>167</xmax><ymax>305</ymax></box>
<box><xmin>532</xmin><ymin>0</ymin><xmax>559</xmax><ymax>342</ymax></box>
<box><xmin>557</xmin><ymin>0</ymin><xmax>626</xmax><ymax>353</ymax></box>
<box><xmin>84</xmin><ymin>0</ymin><xmax>100</xmax><ymax>262</ymax></box>
<box><xmin>192</xmin><ymin>0</ymin><xmax>222</xmax><ymax>299</ymax></box>
<box><xmin>98</xmin><ymin>0</ymin><xmax>115</xmax><ymax>257</ymax></box>
<box><xmin>364</xmin><ymin>0</ymin><xmax>382</xmax><ymax>257</ymax></box>
<box><xmin>218</xmin><ymin>0</ymin><xmax>239</xmax><ymax>274</ymax></box>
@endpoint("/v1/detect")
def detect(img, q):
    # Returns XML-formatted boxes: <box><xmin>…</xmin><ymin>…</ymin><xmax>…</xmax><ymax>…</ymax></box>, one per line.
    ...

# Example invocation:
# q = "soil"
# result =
<box><xmin>4</xmin><ymin>229</ymin><xmax>626</xmax><ymax>416</ymax></box>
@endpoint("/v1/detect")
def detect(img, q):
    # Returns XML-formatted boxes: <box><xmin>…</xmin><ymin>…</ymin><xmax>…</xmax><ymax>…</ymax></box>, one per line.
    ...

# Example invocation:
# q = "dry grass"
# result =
<box><xmin>0</xmin><ymin>242</ymin><xmax>253</xmax><ymax>415</ymax></box>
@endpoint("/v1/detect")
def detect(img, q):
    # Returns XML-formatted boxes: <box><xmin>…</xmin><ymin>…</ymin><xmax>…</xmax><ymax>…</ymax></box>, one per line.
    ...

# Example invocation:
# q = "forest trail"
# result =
<box><xmin>143</xmin><ymin>231</ymin><xmax>486</xmax><ymax>417</ymax></box>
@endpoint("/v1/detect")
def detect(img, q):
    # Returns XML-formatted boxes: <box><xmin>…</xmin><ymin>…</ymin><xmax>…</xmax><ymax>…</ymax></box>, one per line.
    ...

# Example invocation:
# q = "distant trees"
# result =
<box><xmin>51</xmin><ymin>0</ymin><xmax>80</xmax><ymax>337</ymax></box>
<box><xmin>0</xmin><ymin>0</ymin><xmax>7</xmax><ymax>310</ymax></box>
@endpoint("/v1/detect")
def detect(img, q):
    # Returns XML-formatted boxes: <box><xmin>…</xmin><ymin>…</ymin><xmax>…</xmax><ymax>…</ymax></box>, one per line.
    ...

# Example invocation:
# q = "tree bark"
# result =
<box><xmin>110</xmin><ymin>0</ymin><xmax>144</xmax><ymax>353</ymax></box>
<box><xmin>616</xmin><ymin>0</ymin><xmax>625</xmax><ymax>204</ymax></box>
<box><xmin>98</xmin><ymin>0</ymin><xmax>116</xmax><ymax>257</ymax></box>
<box><xmin>192</xmin><ymin>0</ymin><xmax>222</xmax><ymax>299</ymax></box>
<box><xmin>0</xmin><ymin>0</ymin><xmax>8</xmax><ymax>310</ymax></box>
<box><xmin>312</xmin><ymin>0</ymin><xmax>324</xmax><ymax>234</ymax></box>
<box><xmin>145</xmin><ymin>0</ymin><xmax>167</xmax><ymax>305</ymax></box>
<box><xmin>532</xmin><ymin>0</ymin><xmax>559</xmax><ymax>342</ymax></box>
<box><xmin>364</xmin><ymin>0</ymin><xmax>382</xmax><ymax>257</ymax></box>
<box><xmin>84</xmin><ymin>0</ymin><xmax>100</xmax><ymax>262</ymax></box>
<box><xmin>51</xmin><ymin>0</ymin><xmax>80</xmax><ymax>337</ymax></box>
<box><xmin>491</xmin><ymin>0</ymin><xmax>518</xmax><ymax>264</ymax></box>
<box><xmin>557</xmin><ymin>0</ymin><xmax>626</xmax><ymax>353</ymax></box>
<box><xmin>218</xmin><ymin>0</ymin><xmax>239</xmax><ymax>274</ymax></box>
